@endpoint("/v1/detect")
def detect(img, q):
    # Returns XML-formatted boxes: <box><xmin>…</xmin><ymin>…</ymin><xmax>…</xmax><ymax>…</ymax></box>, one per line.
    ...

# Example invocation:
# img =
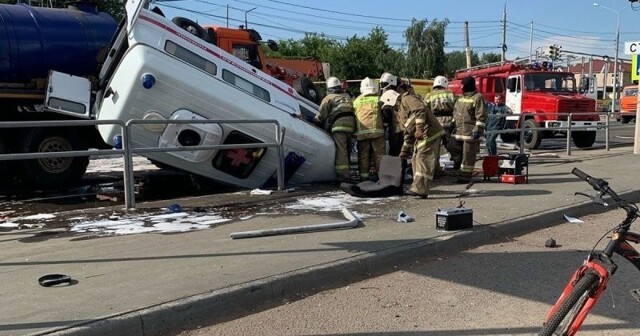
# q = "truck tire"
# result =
<box><xmin>18</xmin><ymin>128</ymin><xmax>89</xmax><ymax>189</ymax></box>
<box><xmin>293</xmin><ymin>77</ymin><xmax>322</xmax><ymax>104</ymax></box>
<box><xmin>172</xmin><ymin>17</ymin><xmax>207</xmax><ymax>40</ymax></box>
<box><xmin>571</xmin><ymin>131</ymin><xmax>596</xmax><ymax>148</ymax></box>
<box><xmin>523</xmin><ymin>119</ymin><xmax>542</xmax><ymax>149</ymax></box>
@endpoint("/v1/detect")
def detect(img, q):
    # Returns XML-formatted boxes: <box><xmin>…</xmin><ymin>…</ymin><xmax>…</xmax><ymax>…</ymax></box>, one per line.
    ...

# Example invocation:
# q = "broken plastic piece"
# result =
<box><xmin>166</xmin><ymin>203</ymin><xmax>182</xmax><ymax>214</ymax></box>
<box><xmin>564</xmin><ymin>214</ymin><xmax>584</xmax><ymax>223</ymax></box>
<box><xmin>396</xmin><ymin>211</ymin><xmax>414</xmax><ymax>223</ymax></box>
<box><xmin>250</xmin><ymin>188</ymin><xmax>273</xmax><ymax>195</ymax></box>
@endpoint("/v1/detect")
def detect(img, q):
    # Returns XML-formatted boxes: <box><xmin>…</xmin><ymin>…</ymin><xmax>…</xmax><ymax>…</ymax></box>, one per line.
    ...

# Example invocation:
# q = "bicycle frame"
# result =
<box><xmin>542</xmin><ymin>229</ymin><xmax>640</xmax><ymax>336</ymax></box>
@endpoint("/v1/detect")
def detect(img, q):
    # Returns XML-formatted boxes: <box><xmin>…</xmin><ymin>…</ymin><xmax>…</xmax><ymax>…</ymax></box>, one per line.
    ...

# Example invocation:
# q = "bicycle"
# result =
<box><xmin>539</xmin><ymin>168</ymin><xmax>640</xmax><ymax>336</ymax></box>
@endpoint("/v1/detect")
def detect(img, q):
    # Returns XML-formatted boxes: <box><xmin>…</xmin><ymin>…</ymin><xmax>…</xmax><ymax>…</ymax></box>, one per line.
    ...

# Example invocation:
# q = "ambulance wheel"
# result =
<box><xmin>523</xmin><ymin>119</ymin><xmax>542</xmax><ymax>149</ymax></box>
<box><xmin>294</xmin><ymin>77</ymin><xmax>322</xmax><ymax>104</ymax></box>
<box><xmin>571</xmin><ymin>131</ymin><xmax>596</xmax><ymax>148</ymax></box>
<box><xmin>18</xmin><ymin>128</ymin><xmax>89</xmax><ymax>189</ymax></box>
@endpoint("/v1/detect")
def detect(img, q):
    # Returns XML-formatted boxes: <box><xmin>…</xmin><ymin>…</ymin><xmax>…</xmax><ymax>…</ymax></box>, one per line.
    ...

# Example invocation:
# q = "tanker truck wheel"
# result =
<box><xmin>293</xmin><ymin>77</ymin><xmax>322</xmax><ymax>104</ymax></box>
<box><xmin>571</xmin><ymin>131</ymin><xmax>596</xmax><ymax>148</ymax></box>
<box><xmin>19</xmin><ymin>128</ymin><xmax>89</xmax><ymax>189</ymax></box>
<box><xmin>523</xmin><ymin>119</ymin><xmax>542</xmax><ymax>149</ymax></box>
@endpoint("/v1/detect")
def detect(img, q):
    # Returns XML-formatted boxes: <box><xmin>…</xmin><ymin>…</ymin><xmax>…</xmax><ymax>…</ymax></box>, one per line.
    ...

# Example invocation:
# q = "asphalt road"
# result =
<box><xmin>178</xmin><ymin>208</ymin><xmax>640</xmax><ymax>336</ymax></box>
<box><xmin>535</xmin><ymin>121</ymin><xmax>635</xmax><ymax>151</ymax></box>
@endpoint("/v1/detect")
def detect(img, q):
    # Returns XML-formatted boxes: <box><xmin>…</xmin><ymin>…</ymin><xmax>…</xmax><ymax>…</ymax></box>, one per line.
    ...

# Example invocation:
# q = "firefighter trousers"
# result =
<box><xmin>409</xmin><ymin>140</ymin><xmax>440</xmax><ymax>197</ymax></box>
<box><xmin>449</xmin><ymin>139</ymin><xmax>479</xmax><ymax>180</ymax></box>
<box><xmin>333</xmin><ymin>131</ymin><xmax>352</xmax><ymax>181</ymax></box>
<box><xmin>357</xmin><ymin>136</ymin><xmax>385</xmax><ymax>181</ymax></box>
<box><xmin>432</xmin><ymin>116</ymin><xmax>454</xmax><ymax>172</ymax></box>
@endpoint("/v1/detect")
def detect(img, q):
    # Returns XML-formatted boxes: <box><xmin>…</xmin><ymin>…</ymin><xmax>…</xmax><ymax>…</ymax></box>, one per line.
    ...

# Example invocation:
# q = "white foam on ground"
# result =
<box><xmin>285</xmin><ymin>191</ymin><xmax>396</xmax><ymax>212</ymax></box>
<box><xmin>21</xmin><ymin>214</ymin><xmax>56</xmax><ymax>220</ymax></box>
<box><xmin>70</xmin><ymin>212</ymin><xmax>231</xmax><ymax>235</ymax></box>
<box><xmin>0</xmin><ymin>222</ymin><xmax>19</xmax><ymax>228</ymax></box>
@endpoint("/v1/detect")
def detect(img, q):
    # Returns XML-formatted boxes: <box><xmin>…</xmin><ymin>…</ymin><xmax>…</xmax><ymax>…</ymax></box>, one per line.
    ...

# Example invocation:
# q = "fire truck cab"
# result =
<box><xmin>450</xmin><ymin>61</ymin><xmax>603</xmax><ymax>149</ymax></box>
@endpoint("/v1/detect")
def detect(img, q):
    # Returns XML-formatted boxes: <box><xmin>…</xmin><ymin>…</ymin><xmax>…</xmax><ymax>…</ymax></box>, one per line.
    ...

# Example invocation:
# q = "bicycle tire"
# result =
<box><xmin>539</xmin><ymin>272</ymin><xmax>600</xmax><ymax>336</ymax></box>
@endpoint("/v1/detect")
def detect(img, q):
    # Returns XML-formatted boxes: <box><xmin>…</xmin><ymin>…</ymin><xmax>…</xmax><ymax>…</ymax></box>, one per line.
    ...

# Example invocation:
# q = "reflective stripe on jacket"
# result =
<box><xmin>453</xmin><ymin>91</ymin><xmax>487</xmax><ymax>141</ymax></box>
<box><xmin>317</xmin><ymin>93</ymin><xmax>356</xmax><ymax>133</ymax></box>
<box><xmin>423</xmin><ymin>88</ymin><xmax>456</xmax><ymax>116</ymax></box>
<box><xmin>353</xmin><ymin>94</ymin><xmax>384</xmax><ymax>140</ymax></box>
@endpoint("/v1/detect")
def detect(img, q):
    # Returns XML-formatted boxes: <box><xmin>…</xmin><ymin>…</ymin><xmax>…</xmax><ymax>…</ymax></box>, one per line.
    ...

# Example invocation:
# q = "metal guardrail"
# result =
<box><xmin>0</xmin><ymin>119</ymin><xmax>285</xmax><ymax>210</ymax></box>
<box><xmin>482</xmin><ymin>111</ymin><xmax>619</xmax><ymax>155</ymax></box>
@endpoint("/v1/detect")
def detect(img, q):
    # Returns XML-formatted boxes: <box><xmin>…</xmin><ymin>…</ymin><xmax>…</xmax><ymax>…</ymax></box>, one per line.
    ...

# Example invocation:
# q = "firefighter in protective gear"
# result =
<box><xmin>381</xmin><ymin>89</ymin><xmax>444</xmax><ymax>198</ymax></box>
<box><xmin>423</xmin><ymin>75</ymin><xmax>456</xmax><ymax>175</ymax></box>
<box><xmin>354</xmin><ymin>77</ymin><xmax>385</xmax><ymax>181</ymax></box>
<box><xmin>450</xmin><ymin>76</ymin><xmax>487</xmax><ymax>183</ymax></box>
<box><xmin>316</xmin><ymin>77</ymin><xmax>356</xmax><ymax>182</ymax></box>
<box><xmin>379</xmin><ymin>72</ymin><xmax>406</xmax><ymax>157</ymax></box>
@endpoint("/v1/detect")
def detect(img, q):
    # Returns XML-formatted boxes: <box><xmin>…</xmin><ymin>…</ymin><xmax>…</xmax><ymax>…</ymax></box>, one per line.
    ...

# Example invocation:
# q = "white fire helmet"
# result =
<box><xmin>360</xmin><ymin>77</ymin><xmax>378</xmax><ymax>95</ymax></box>
<box><xmin>326</xmin><ymin>76</ymin><xmax>341</xmax><ymax>89</ymax></box>
<box><xmin>433</xmin><ymin>75</ymin><xmax>448</xmax><ymax>89</ymax></box>
<box><xmin>379</xmin><ymin>72</ymin><xmax>398</xmax><ymax>90</ymax></box>
<box><xmin>379</xmin><ymin>90</ymin><xmax>400</xmax><ymax>108</ymax></box>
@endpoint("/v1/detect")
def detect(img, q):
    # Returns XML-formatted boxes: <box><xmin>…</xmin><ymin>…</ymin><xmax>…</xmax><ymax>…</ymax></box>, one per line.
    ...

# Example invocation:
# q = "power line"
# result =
<box><xmin>508</xmin><ymin>21</ymin><xmax>612</xmax><ymax>42</ymax></box>
<box><xmin>266</xmin><ymin>0</ymin><xmax>413</xmax><ymax>22</ymax></box>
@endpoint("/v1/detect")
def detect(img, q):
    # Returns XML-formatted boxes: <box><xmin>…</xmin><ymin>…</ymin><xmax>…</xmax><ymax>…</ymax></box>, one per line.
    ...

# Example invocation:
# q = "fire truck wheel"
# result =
<box><xmin>18</xmin><ymin>128</ymin><xmax>89</xmax><ymax>189</ymax></box>
<box><xmin>571</xmin><ymin>131</ymin><xmax>596</xmax><ymax>148</ymax></box>
<box><xmin>500</xmin><ymin>133</ymin><xmax>518</xmax><ymax>143</ymax></box>
<box><xmin>523</xmin><ymin>119</ymin><xmax>542</xmax><ymax>149</ymax></box>
<box><xmin>293</xmin><ymin>77</ymin><xmax>322</xmax><ymax>104</ymax></box>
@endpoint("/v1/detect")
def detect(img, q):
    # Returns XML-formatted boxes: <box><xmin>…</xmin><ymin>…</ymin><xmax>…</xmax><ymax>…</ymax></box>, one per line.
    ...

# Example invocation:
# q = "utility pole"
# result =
<box><xmin>602</xmin><ymin>57</ymin><xmax>609</xmax><ymax>101</ymax></box>
<box><xmin>529</xmin><ymin>21</ymin><xmax>533</xmax><ymax>62</ymax></box>
<box><xmin>501</xmin><ymin>3</ymin><xmax>507</xmax><ymax>63</ymax></box>
<box><xmin>464</xmin><ymin>21</ymin><xmax>472</xmax><ymax>68</ymax></box>
<box><xmin>226</xmin><ymin>5</ymin><xmax>229</xmax><ymax>28</ymax></box>
<box><xmin>245</xmin><ymin>7</ymin><xmax>257</xmax><ymax>28</ymax></box>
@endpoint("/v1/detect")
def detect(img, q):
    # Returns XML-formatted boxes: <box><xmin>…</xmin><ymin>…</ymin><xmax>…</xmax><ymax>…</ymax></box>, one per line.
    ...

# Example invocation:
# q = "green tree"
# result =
<box><xmin>445</xmin><ymin>50</ymin><xmax>479</xmax><ymax>77</ymax></box>
<box><xmin>404</xmin><ymin>18</ymin><xmax>449</xmax><ymax>78</ymax></box>
<box><xmin>480</xmin><ymin>52</ymin><xmax>501</xmax><ymax>65</ymax></box>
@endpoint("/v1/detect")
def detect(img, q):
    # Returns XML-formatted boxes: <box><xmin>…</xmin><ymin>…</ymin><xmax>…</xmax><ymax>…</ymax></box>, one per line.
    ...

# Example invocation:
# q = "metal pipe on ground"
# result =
<box><xmin>230</xmin><ymin>208</ymin><xmax>361</xmax><ymax>239</ymax></box>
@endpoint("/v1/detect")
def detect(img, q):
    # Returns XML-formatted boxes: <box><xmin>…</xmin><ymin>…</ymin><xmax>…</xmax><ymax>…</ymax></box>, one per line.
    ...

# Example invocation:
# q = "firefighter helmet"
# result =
<box><xmin>433</xmin><ymin>76</ymin><xmax>448</xmax><ymax>89</ymax></box>
<box><xmin>379</xmin><ymin>72</ymin><xmax>398</xmax><ymax>90</ymax></box>
<box><xmin>360</xmin><ymin>77</ymin><xmax>378</xmax><ymax>95</ymax></box>
<box><xmin>326</xmin><ymin>76</ymin><xmax>342</xmax><ymax>94</ymax></box>
<box><xmin>379</xmin><ymin>90</ymin><xmax>400</xmax><ymax>108</ymax></box>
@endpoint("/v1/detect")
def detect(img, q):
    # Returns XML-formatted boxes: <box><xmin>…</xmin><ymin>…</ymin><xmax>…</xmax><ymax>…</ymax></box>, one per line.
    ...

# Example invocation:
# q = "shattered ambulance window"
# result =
<box><xmin>212</xmin><ymin>131</ymin><xmax>267</xmax><ymax>179</ymax></box>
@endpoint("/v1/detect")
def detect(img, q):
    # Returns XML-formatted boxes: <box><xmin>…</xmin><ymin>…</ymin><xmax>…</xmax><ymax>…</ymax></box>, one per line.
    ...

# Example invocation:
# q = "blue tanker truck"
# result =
<box><xmin>0</xmin><ymin>2</ymin><xmax>117</xmax><ymax>188</ymax></box>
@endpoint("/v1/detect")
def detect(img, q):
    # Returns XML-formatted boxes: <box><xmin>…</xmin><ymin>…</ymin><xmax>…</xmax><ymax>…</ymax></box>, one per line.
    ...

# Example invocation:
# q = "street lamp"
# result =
<box><xmin>244</xmin><ymin>7</ymin><xmax>257</xmax><ymax>28</ymax></box>
<box><xmin>593</xmin><ymin>2</ymin><xmax>620</xmax><ymax>115</ymax></box>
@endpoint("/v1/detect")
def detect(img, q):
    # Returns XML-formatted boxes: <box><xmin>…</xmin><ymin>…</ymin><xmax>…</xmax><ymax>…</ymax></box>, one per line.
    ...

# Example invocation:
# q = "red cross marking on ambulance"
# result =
<box><xmin>227</xmin><ymin>148</ymin><xmax>252</xmax><ymax>167</ymax></box>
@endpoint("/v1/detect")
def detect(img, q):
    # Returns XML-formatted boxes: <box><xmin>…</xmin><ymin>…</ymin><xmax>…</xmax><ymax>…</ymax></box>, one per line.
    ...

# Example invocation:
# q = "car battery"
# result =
<box><xmin>435</xmin><ymin>207</ymin><xmax>473</xmax><ymax>231</ymax></box>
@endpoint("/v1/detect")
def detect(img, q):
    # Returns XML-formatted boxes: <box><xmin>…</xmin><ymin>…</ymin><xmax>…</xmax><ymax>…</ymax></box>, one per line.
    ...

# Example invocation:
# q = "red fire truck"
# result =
<box><xmin>449</xmin><ymin>61</ymin><xmax>603</xmax><ymax>149</ymax></box>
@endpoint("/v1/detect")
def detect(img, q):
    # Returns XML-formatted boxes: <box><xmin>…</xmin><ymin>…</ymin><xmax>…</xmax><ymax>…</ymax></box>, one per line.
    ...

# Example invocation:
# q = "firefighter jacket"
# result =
<box><xmin>423</xmin><ymin>88</ymin><xmax>456</xmax><ymax>117</ymax></box>
<box><xmin>453</xmin><ymin>91</ymin><xmax>487</xmax><ymax>141</ymax></box>
<box><xmin>317</xmin><ymin>93</ymin><xmax>356</xmax><ymax>133</ymax></box>
<box><xmin>353</xmin><ymin>93</ymin><xmax>384</xmax><ymax>141</ymax></box>
<box><xmin>399</xmin><ymin>92</ymin><xmax>445</xmax><ymax>154</ymax></box>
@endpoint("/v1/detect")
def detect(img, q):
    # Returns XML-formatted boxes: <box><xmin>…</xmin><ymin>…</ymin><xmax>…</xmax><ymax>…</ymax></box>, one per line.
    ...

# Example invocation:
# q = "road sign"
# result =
<box><xmin>624</xmin><ymin>41</ymin><xmax>640</xmax><ymax>55</ymax></box>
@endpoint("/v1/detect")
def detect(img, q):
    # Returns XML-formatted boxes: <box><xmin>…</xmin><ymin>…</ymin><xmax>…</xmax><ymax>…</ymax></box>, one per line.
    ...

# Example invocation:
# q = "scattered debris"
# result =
<box><xmin>229</xmin><ymin>207</ymin><xmax>361</xmax><ymax>239</ymax></box>
<box><xmin>396</xmin><ymin>211</ymin><xmax>414</xmax><ymax>223</ymax></box>
<box><xmin>545</xmin><ymin>238</ymin><xmax>557</xmax><ymax>248</ymax></box>
<box><xmin>563</xmin><ymin>214</ymin><xmax>584</xmax><ymax>223</ymax></box>
<box><xmin>38</xmin><ymin>274</ymin><xmax>72</xmax><ymax>287</ymax></box>
<box><xmin>165</xmin><ymin>203</ymin><xmax>182</xmax><ymax>214</ymax></box>
<box><xmin>250</xmin><ymin>189</ymin><xmax>273</xmax><ymax>196</ymax></box>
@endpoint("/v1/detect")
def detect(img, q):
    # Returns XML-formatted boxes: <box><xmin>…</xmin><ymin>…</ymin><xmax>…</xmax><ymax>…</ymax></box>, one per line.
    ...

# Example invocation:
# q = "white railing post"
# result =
<box><xmin>566</xmin><ymin>113</ymin><xmax>573</xmax><ymax>156</ymax></box>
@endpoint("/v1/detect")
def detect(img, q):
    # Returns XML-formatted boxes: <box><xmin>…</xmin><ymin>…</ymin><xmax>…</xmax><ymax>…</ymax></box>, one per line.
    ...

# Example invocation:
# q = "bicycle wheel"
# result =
<box><xmin>539</xmin><ymin>272</ymin><xmax>600</xmax><ymax>336</ymax></box>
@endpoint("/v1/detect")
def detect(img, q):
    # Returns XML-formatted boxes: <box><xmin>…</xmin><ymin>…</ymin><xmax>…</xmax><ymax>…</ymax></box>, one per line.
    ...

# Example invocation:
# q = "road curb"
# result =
<box><xmin>37</xmin><ymin>190</ymin><xmax>639</xmax><ymax>336</ymax></box>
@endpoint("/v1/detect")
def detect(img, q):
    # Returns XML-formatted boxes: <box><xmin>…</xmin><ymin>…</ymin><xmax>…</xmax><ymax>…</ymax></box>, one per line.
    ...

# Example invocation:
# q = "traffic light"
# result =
<box><xmin>548</xmin><ymin>45</ymin><xmax>562</xmax><ymax>60</ymax></box>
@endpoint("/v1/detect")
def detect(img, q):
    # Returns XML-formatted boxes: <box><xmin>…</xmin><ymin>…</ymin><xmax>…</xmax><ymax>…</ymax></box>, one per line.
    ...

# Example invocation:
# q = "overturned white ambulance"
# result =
<box><xmin>51</xmin><ymin>0</ymin><xmax>337</xmax><ymax>189</ymax></box>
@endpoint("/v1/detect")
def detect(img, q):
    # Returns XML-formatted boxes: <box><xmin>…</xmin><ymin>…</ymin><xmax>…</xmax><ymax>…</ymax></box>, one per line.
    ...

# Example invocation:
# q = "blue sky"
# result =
<box><xmin>157</xmin><ymin>0</ymin><xmax>640</xmax><ymax>62</ymax></box>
